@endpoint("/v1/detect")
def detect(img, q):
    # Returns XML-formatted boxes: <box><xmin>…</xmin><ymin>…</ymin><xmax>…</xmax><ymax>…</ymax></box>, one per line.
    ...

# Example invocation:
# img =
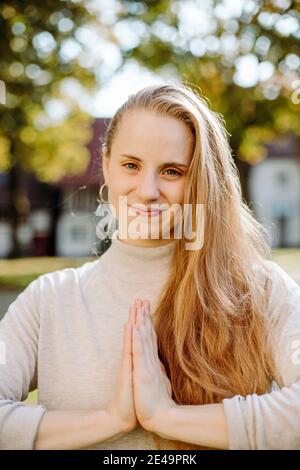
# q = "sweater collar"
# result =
<box><xmin>100</xmin><ymin>234</ymin><xmax>177</xmax><ymax>284</ymax></box>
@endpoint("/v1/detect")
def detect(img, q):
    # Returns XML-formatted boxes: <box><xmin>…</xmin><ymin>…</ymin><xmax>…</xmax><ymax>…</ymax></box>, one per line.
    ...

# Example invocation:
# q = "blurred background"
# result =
<box><xmin>0</xmin><ymin>0</ymin><xmax>300</xmax><ymax>320</ymax></box>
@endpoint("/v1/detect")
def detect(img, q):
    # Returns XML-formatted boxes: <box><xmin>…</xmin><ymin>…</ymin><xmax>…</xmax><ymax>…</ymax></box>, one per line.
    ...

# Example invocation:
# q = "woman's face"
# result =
<box><xmin>102</xmin><ymin>108</ymin><xmax>194</xmax><ymax>247</ymax></box>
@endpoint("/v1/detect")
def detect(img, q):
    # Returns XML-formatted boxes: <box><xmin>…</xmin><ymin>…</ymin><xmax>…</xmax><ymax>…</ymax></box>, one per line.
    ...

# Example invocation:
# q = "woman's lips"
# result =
<box><xmin>128</xmin><ymin>205</ymin><xmax>165</xmax><ymax>216</ymax></box>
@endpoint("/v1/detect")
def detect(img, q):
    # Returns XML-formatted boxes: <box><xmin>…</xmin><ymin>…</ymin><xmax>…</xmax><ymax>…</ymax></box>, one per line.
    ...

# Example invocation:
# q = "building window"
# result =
<box><xmin>70</xmin><ymin>226</ymin><xmax>87</xmax><ymax>241</ymax></box>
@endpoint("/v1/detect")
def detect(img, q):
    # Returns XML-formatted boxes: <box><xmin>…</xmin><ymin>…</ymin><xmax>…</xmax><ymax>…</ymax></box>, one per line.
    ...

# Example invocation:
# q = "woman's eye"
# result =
<box><xmin>123</xmin><ymin>162</ymin><xmax>138</xmax><ymax>170</ymax></box>
<box><xmin>122</xmin><ymin>163</ymin><xmax>181</xmax><ymax>177</ymax></box>
<box><xmin>164</xmin><ymin>169</ymin><xmax>182</xmax><ymax>177</ymax></box>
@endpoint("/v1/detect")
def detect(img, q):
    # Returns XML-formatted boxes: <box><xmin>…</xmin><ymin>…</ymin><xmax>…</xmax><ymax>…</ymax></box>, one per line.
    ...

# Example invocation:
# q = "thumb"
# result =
<box><xmin>122</xmin><ymin>322</ymin><xmax>132</xmax><ymax>360</ymax></box>
<box><xmin>119</xmin><ymin>322</ymin><xmax>133</xmax><ymax>380</ymax></box>
<box><xmin>159</xmin><ymin>361</ymin><xmax>172</xmax><ymax>396</ymax></box>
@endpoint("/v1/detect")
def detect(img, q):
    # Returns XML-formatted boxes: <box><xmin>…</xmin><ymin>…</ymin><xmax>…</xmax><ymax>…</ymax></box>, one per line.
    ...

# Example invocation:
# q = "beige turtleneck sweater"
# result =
<box><xmin>1</xmin><ymin>236</ymin><xmax>300</xmax><ymax>450</ymax></box>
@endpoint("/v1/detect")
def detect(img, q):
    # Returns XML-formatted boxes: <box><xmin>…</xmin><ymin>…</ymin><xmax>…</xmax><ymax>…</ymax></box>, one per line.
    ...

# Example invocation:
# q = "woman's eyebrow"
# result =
<box><xmin>120</xmin><ymin>154</ymin><xmax>188</xmax><ymax>168</ymax></box>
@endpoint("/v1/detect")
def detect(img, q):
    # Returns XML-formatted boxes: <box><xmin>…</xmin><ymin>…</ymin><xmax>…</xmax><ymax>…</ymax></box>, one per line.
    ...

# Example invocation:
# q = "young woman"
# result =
<box><xmin>0</xmin><ymin>84</ymin><xmax>300</xmax><ymax>450</ymax></box>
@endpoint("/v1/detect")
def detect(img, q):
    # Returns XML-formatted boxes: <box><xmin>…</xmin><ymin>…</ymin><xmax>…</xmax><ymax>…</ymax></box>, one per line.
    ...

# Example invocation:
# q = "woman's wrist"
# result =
<box><xmin>143</xmin><ymin>403</ymin><xmax>229</xmax><ymax>449</ymax></box>
<box><xmin>104</xmin><ymin>407</ymin><xmax>136</xmax><ymax>435</ymax></box>
<box><xmin>142</xmin><ymin>403</ymin><xmax>180</xmax><ymax>437</ymax></box>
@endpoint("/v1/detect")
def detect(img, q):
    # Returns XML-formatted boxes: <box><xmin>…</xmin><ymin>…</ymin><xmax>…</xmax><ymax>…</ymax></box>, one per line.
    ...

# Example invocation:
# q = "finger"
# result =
<box><xmin>159</xmin><ymin>360</ymin><xmax>168</xmax><ymax>380</ymax></box>
<box><xmin>165</xmin><ymin>375</ymin><xmax>172</xmax><ymax>397</ymax></box>
<box><xmin>132</xmin><ymin>325</ymin><xmax>144</xmax><ymax>375</ymax></box>
<box><xmin>134</xmin><ymin>298</ymin><xmax>143</xmax><ymax>311</ymax></box>
<box><xmin>158</xmin><ymin>360</ymin><xmax>172</xmax><ymax>396</ymax></box>
<box><xmin>132</xmin><ymin>299</ymin><xmax>143</xmax><ymax>324</ymax></box>
<box><xmin>118</xmin><ymin>323</ymin><xmax>132</xmax><ymax>389</ymax></box>
<box><xmin>143</xmin><ymin>300</ymin><xmax>159</xmax><ymax>362</ymax></box>
<box><xmin>135</xmin><ymin>306</ymin><xmax>154</xmax><ymax>372</ymax></box>
<box><xmin>128</xmin><ymin>307</ymin><xmax>136</xmax><ymax>325</ymax></box>
<box><xmin>135</xmin><ymin>305</ymin><xmax>144</xmax><ymax>328</ymax></box>
<box><xmin>132</xmin><ymin>323</ymin><xmax>152</xmax><ymax>395</ymax></box>
<box><xmin>142</xmin><ymin>302</ymin><xmax>170</xmax><ymax>391</ymax></box>
<box><xmin>122</xmin><ymin>322</ymin><xmax>132</xmax><ymax>358</ymax></box>
<box><xmin>159</xmin><ymin>360</ymin><xmax>166</xmax><ymax>374</ymax></box>
<box><xmin>142</xmin><ymin>301</ymin><xmax>156</xmax><ymax>361</ymax></box>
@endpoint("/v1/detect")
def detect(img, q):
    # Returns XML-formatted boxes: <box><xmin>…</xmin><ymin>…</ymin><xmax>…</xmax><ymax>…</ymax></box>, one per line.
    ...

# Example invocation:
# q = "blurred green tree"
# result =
<box><xmin>0</xmin><ymin>0</ymin><xmax>100</xmax><ymax>256</ymax></box>
<box><xmin>116</xmin><ymin>0</ymin><xmax>300</xmax><ymax>195</ymax></box>
<box><xmin>0</xmin><ymin>0</ymin><xmax>100</xmax><ymax>176</ymax></box>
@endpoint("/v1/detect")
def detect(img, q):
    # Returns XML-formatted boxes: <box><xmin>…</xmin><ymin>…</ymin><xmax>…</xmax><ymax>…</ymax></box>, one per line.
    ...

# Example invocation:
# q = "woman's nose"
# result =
<box><xmin>136</xmin><ymin>174</ymin><xmax>160</xmax><ymax>200</ymax></box>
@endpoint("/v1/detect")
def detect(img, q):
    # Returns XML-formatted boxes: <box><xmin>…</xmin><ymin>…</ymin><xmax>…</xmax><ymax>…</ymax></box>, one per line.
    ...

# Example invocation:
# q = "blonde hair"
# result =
<box><xmin>100</xmin><ymin>83</ymin><xmax>283</xmax><ymax>450</ymax></box>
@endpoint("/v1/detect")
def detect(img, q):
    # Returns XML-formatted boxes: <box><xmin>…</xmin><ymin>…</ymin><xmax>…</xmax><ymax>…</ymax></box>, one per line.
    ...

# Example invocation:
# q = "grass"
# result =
<box><xmin>271</xmin><ymin>248</ymin><xmax>300</xmax><ymax>284</ymax></box>
<box><xmin>24</xmin><ymin>389</ymin><xmax>37</xmax><ymax>406</ymax></box>
<box><xmin>1</xmin><ymin>249</ymin><xmax>299</xmax><ymax>290</ymax></box>
<box><xmin>0</xmin><ymin>256</ymin><xmax>94</xmax><ymax>288</ymax></box>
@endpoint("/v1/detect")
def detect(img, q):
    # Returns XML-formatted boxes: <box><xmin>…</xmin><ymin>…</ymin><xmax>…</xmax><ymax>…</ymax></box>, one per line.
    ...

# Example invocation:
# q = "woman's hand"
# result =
<box><xmin>106</xmin><ymin>306</ymin><xmax>138</xmax><ymax>433</ymax></box>
<box><xmin>131</xmin><ymin>299</ymin><xmax>177</xmax><ymax>432</ymax></box>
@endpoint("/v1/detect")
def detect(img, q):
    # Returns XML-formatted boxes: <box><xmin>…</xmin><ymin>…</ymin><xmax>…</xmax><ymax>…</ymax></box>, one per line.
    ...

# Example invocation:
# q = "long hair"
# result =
<box><xmin>100</xmin><ymin>83</ymin><xmax>283</xmax><ymax>450</ymax></box>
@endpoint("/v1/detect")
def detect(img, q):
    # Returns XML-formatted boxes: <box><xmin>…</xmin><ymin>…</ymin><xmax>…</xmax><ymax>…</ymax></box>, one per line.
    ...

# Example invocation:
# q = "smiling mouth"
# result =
<box><xmin>128</xmin><ymin>205</ymin><xmax>166</xmax><ymax>216</ymax></box>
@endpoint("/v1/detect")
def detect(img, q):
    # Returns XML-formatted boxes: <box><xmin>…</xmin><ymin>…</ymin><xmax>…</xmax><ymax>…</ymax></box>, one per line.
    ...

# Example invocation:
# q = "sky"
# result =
<box><xmin>84</xmin><ymin>0</ymin><xmax>256</xmax><ymax>117</ymax></box>
<box><xmin>42</xmin><ymin>0</ymin><xmax>297</xmax><ymax>120</ymax></box>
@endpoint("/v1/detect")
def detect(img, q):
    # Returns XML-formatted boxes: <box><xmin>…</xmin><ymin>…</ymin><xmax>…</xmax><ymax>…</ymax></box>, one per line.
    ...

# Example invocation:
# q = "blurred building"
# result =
<box><xmin>249</xmin><ymin>132</ymin><xmax>300</xmax><ymax>248</ymax></box>
<box><xmin>51</xmin><ymin>118</ymin><xmax>107</xmax><ymax>257</ymax></box>
<box><xmin>0</xmin><ymin>118</ymin><xmax>107</xmax><ymax>258</ymax></box>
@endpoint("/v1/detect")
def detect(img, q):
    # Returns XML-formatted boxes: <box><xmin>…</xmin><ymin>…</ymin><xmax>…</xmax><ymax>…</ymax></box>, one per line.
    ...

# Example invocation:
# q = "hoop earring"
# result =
<box><xmin>99</xmin><ymin>183</ymin><xmax>109</xmax><ymax>203</ymax></box>
<box><xmin>95</xmin><ymin>183</ymin><xmax>118</xmax><ymax>242</ymax></box>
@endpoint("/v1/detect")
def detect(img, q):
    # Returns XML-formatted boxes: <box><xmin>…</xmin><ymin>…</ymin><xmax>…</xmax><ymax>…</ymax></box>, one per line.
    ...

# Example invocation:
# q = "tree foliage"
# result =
<box><xmin>0</xmin><ymin>0</ymin><xmax>97</xmax><ymax>181</ymax></box>
<box><xmin>117</xmin><ymin>0</ymin><xmax>300</xmax><ymax>164</ymax></box>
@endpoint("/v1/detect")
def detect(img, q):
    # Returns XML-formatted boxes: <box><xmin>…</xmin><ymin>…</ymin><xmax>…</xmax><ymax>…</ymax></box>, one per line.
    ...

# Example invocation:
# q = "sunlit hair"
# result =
<box><xmin>100</xmin><ymin>83</ymin><xmax>284</xmax><ymax>450</ymax></box>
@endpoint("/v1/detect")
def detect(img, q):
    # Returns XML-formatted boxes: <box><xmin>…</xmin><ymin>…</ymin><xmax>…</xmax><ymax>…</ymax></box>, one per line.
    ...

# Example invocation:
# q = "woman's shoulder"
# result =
<box><xmin>256</xmin><ymin>259</ymin><xmax>300</xmax><ymax>387</ymax></box>
<box><xmin>0</xmin><ymin>258</ymin><xmax>105</xmax><ymax>333</ymax></box>
<box><xmin>37</xmin><ymin>257</ymin><xmax>101</xmax><ymax>287</ymax></box>
<box><xmin>254</xmin><ymin>259</ymin><xmax>300</xmax><ymax>346</ymax></box>
<box><xmin>254</xmin><ymin>259</ymin><xmax>299</xmax><ymax>297</ymax></box>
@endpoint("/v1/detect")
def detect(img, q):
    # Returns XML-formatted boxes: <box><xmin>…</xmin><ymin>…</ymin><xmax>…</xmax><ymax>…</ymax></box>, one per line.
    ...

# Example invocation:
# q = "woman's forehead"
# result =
<box><xmin>112</xmin><ymin>109</ymin><xmax>194</xmax><ymax>154</ymax></box>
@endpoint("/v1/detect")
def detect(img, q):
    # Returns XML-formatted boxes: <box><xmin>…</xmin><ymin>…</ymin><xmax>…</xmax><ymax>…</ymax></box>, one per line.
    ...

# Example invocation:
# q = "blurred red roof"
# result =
<box><xmin>52</xmin><ymin>117</ymin><xmax>109</xmax><ymax>188</ymax></box>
